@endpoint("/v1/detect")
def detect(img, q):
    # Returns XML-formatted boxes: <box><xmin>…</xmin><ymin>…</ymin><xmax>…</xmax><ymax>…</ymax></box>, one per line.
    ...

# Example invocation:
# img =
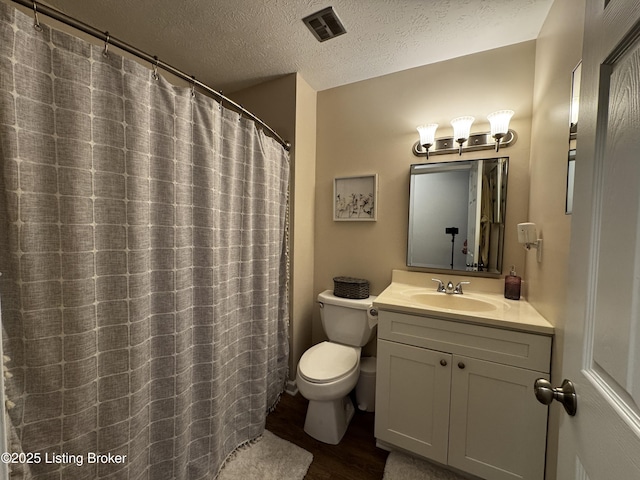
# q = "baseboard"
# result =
<box><xmin>376</xmin><ymin>439</ymin><xmax>393</xmax><ymax>452</ymax></box>
<box><xmin>285</xmin><ymin>379</ymin><xmax>299</xmax><ymax>396</ymax></box>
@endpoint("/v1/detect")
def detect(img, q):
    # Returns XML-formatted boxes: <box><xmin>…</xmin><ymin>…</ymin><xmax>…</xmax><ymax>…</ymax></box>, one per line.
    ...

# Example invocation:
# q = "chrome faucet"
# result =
<box><xmin>445</xmin><ymin>281</ymin><xmax>456</xmax><ymax>294</ymax></box>
<box><xmin>431</xmin><ymin>278</ymin><xmax>470</xmax><ymax>295</ymax></box>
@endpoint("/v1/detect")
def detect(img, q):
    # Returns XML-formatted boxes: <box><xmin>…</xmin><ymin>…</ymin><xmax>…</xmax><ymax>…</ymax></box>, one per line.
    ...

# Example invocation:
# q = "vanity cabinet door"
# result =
<box><xmin>448</xmin><ymin>355</ymin><xmax>549</xmax><ymax>480</ymax></box>
<box><xmin>375</xmin><ymin>339</ymin><xmax>452</xmax><ymax>464</ymax></box>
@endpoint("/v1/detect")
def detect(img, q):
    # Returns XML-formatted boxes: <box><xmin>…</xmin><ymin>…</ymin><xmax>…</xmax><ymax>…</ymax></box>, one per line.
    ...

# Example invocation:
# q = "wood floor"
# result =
<box><xmin>266</xmin><ymin>391</ymin><xmax>389</xmax><ymax>479</ymax></box>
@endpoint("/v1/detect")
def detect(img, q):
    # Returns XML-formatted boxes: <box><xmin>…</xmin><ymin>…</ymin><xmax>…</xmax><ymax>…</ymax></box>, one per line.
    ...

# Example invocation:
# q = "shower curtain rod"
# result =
<box><xmin>11</xmin><ymin>0</ymin><xmax>291</xmax><ymax>151</ymax></box>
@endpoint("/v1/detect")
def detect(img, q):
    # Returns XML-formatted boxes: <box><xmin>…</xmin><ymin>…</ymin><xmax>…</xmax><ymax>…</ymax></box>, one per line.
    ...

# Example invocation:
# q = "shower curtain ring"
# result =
<box><xmin>190</xmin><ymin>76</ymin><xmax>196</xmax><ymax>98</ymax></box>
<box><xmin>102</xmin><ymin>32</ymin><xmax>110</xmax><ymax>58</ymax></box>
<box><xmin>32</xmin><ymin>2</ymin><xmax>43</xmax><ymax>32</ymax></box>
<box><xmin>152</xmin><ymin>56</ymin><xmax>159</xmax><ymax>81</ymax></box>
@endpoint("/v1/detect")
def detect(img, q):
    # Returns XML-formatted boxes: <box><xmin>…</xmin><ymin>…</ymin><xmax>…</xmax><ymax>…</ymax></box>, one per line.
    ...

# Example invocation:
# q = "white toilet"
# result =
<box><xmin>296</xmin><ymin>290</ymin><xmax>378</xmax><ymax>444</ymax></box>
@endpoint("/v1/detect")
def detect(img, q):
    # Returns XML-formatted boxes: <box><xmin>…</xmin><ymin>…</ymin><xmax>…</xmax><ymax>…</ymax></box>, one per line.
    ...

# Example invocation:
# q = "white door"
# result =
<box><xmin>556</xmin><ymin>1</ymin><xmax>640</xmax><ymax>478</ymax></box>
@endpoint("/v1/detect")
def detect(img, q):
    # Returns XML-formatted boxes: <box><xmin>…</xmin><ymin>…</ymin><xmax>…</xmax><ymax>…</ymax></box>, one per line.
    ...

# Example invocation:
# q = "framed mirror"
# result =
<box><xmin>407</xmin><ymin>157</ymin><xmax>509</xmax><ymax>276</ymax></box>
<box><xmin>566</xmin><ymin>61</ymin><xmax>581</xmax><ymax>215</ymax></box>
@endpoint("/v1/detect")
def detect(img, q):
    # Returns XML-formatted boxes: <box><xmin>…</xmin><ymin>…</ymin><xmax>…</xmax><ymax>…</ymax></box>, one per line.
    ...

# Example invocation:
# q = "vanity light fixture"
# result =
<box><xmin>416</xmin><ymin>124</ymin><xmax>438</xmax><ymax>159</ymax></box>
<box><xmin>487</xmin><ymin>110</ymin><xmax>514</xmax><ymax>152</ymax></box>
<box><xmin>451</xmin><ymin>116</ymin><xmax>475</xmax><ymax>155</ymax></box>
<box><xmin>412</xmin><ymin>111</ymin><xmax>517</xmax><ymax>158</ymax></box>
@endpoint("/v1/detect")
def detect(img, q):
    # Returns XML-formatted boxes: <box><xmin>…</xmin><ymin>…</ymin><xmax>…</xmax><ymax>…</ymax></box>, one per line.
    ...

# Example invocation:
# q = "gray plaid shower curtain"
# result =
<box><xmin>0</xmin><ymin>3</ymin><xmax>290</xmax><ymax>479</ymax></box>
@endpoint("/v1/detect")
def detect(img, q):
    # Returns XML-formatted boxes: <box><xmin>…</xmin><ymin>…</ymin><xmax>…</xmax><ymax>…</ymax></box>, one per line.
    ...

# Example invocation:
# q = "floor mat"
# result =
<box><xmin>217</xmin><ymin>430</ymin><xmax>313</xmax><ymax>480</ymax></box>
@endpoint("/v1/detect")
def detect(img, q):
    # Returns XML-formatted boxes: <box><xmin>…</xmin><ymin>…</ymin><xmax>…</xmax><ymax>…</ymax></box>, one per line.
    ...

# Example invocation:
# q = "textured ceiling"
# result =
<box><xmin>39</xmin><ymin>0</ymin><xmax>554</xmax><ymax>93</ymax></box>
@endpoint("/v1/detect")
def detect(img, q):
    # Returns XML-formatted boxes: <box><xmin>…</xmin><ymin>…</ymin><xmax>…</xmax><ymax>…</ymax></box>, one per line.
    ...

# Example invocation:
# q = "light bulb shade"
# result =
<box><xmin>487</xmin><ymin>110</ymin><xmax>514</xmax><ymax>137</ymax></box>
<box><xmin>417</xmin><ymin>124</ymin><xmax>438</xmax><ymax>147</ymax></box>
<box><xmin>450</xmin><ymin>116</ymin><xmax>475</xmax><ymax>142</ymax></box>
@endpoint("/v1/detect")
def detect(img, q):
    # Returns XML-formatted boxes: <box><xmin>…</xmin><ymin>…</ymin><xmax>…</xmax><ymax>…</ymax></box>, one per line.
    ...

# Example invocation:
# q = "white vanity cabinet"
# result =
<box><xmin>375</xmin><ymin>310</ymin><xmax>552</xmax><ymax>480</ymax></box>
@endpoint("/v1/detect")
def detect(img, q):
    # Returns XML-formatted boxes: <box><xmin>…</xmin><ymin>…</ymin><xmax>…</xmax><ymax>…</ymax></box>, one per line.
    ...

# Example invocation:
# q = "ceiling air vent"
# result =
<box><xmin>302</xmin><ymin>6</ymin><xmax>346</xmax><ymax>42</ymax></box>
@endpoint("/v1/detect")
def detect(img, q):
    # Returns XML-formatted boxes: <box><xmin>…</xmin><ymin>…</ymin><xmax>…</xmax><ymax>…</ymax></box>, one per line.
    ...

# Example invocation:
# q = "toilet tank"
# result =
<box><xmin>318</xmin><ymin>290</ymin><xmax>378</xmax><ymax>347</ymax></box>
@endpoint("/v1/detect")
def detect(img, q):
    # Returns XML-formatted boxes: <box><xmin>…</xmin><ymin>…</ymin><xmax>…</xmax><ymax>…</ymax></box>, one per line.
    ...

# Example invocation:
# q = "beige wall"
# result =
<box><xmin>314</xmin><ymin>41</ymin><xmax>536</xmax><ymax>342</ymax></box>
<box><xmin>289</xmin><ymin>75</ymin><xmax>317</xmax><ymax>381</ymax></box>
<box><xmin>232</xmin><ymin>73</ymin><xmax>317</xmax><ymax>382</ymax></box>
<box><xmin>528</xmin><ymin>0</ymin><xmax>584</xmax><ymax>329</ymax></box>
<box><xmin>231</xmin><ymin>74</ymin><xmax>297</xmax><ymax>148</ymax></box>
<box><xmin>527</xmin><ymin>1</ymin><xmax>585</xmax><ymax>478</ymax></box>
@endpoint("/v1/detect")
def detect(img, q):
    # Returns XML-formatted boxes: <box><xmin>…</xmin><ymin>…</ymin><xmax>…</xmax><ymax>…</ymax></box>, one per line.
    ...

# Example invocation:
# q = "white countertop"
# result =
<box><xmin>373</xmin><ymin>271</ymin><xmax>554</xmax><ymax>336</ymax></box>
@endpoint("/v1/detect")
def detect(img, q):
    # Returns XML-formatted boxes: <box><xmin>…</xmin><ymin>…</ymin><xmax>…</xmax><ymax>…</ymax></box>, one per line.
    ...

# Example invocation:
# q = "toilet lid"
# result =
<box><xmin>299</xmin><ymin>342</ymin><xmax>359</xmax><ymax>383</ymax></box>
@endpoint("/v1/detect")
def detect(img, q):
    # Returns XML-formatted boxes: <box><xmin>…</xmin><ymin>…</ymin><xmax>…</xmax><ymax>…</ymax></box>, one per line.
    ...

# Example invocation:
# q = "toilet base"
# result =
<box><xmin>303</xmin><ymin>395</ymin><xmax>355</xmax><ymax>445</ymax></box>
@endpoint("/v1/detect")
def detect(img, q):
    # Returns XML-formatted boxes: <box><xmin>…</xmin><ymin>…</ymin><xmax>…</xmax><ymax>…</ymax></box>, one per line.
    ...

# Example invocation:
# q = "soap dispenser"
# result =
<box><xmin>504</xmin><ymin>265</ymin><xmax>521</xmax><ymax>300</ymax></box>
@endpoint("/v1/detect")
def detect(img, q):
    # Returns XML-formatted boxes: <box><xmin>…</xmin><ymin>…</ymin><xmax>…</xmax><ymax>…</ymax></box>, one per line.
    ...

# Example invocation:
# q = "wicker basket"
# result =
<box><xmin>333</xmin><ymin>276</ymin><xmax>370</xmax><ymax>299</ymax></box>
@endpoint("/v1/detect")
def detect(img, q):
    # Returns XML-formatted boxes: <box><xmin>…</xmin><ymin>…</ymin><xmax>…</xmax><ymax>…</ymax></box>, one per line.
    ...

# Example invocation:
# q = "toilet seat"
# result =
<box><xmin>298</xmin><ymin>342</ymin><xmax>359</xmax><ymax>383</ymax></box>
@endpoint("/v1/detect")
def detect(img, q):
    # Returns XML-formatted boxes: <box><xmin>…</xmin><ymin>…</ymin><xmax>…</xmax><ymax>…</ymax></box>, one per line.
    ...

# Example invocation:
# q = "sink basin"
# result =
<box><xmin>407</xmin><ymin>292</ymin><xmax>507</xmax><ymax>312</ymax></box>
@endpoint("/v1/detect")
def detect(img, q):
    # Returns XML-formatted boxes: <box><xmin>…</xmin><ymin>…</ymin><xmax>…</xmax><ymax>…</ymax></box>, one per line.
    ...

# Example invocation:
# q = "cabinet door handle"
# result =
<box><xmin>458</xmin><ymin>362</ymin><xmax>465</xmax><ymax>369</ymax></box>
<box><xmin>440</xmin><ymin>359</ymin><xmax>447</xmax><ymax>367</ymax></box>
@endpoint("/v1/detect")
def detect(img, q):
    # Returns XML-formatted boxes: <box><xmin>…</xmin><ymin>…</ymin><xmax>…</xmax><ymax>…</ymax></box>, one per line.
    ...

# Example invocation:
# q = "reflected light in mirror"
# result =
<box><xmin>570</xmin><ymin>62</ymin><xmax>581</xmax><ymax>129</ymax></box>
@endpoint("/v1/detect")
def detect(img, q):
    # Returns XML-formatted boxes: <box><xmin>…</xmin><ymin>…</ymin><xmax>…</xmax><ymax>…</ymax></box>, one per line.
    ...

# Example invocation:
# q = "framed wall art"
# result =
<box><xmin>333</xmin><ymin>174</ymin><xmax>378</xmax><ymax>221</ymax></box>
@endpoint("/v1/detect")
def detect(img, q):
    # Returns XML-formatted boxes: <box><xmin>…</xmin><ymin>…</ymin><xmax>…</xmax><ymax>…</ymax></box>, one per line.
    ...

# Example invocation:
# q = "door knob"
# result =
<box><xmin>534</xmin><ymin>378</ymin><xmax>577</xmax><ymax>416</ymax></box>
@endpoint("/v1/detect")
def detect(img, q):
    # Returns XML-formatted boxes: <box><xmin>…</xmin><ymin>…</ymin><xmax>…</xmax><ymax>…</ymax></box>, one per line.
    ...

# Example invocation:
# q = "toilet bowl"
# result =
<box><xmin>297</xmin><ymin>342</ymin><xmax>361</xmax><ymax>444</ymax></box>
<box><xmin>296</xmin><ymin>290</ymin><xmax>377</xmax><ymax>444</ymax></box>
<box><xmin>297</xmin><ymin>342</ymin><xmax>361</xmax><ymax>401</ymax></box>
